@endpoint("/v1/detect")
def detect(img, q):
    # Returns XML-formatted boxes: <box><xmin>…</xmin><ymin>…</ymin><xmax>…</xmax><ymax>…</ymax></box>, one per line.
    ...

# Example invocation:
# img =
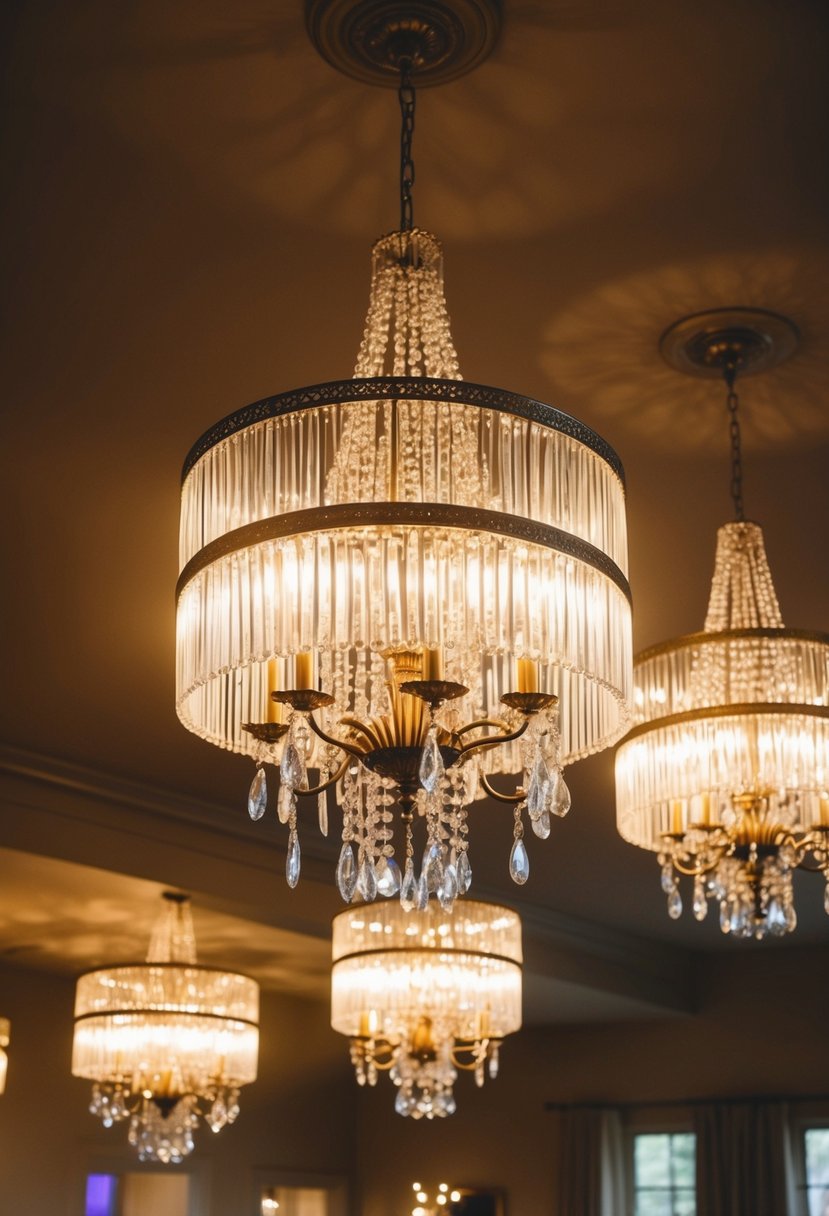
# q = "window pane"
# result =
<box><xmin>633</xmin><ymin>1133</ymin><xmax>696</xmax><ymax>1216</ymax></box>
<box><xmin>636</xmin><ymin>1134</ymin><xmax>670</xmax><ymax>1187</ymax></box>
<box><xmin>635</xmin><ymin>1193</ymin><xmax>671</xmax><ymax>1216</ymax></box>
<box><xmin>671</xmin><ymin>1134</ymin><xmax>696</xmax><ymax>1187</ymax></box>
<box><xmin>806</xmin><ymin>1129</ymin><xmax>829</xmax><ymax>1216</ymax></box>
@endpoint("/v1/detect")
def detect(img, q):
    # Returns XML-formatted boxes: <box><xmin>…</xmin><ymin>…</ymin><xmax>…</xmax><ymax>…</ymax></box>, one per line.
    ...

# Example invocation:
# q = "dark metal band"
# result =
<box><xmin>78</xmin><ymin>961</ymin><xmax>259</xmax><ymax>985</ymax></box>
<box><xmin>621</xmin><ymin>701</ymin><xmax>829</xmax><ymax>744</ymax></box>
<box><xmin>182</xmin><ymin>377</ymin><xmax>626</xmax><ymax>485</ymax></box>
<box><xmin>176</xmin><ymin>502</ymin><xmax>632</xmax><ymax>604</ymax></box>
<box><xmin>331</xmin><ymin>945</ymin><xmax>522</xmax><ymax>968</ymax></box>
<box><xmin>73</xmin><ymin>1009</ymin><xmax>259</xmax><ymax>1030</ymax></box>
<box><xmin>635</xmin><ymin>626</ymin><xmax>829</xmax><ymax>666</ymax></box>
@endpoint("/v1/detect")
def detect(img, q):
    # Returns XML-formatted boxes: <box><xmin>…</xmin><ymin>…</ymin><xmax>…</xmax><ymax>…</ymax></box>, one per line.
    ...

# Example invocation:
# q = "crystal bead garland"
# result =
<box><xmin>72</xmin><ymin>895</ymin><xmax>259</xmax><ymax>1161</ymax></box>
<box><xmin>616</xmin><ymin>521</ymin><xmax>829</xmax><ymax>939</ymax></box>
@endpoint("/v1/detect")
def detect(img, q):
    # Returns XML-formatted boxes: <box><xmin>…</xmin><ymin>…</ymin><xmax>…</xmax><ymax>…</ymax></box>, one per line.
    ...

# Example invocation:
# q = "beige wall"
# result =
<box><xmin>355</xmin><ymin>944</ymin><xmax>829</xmax><ymax>1216</ymax></box>
<box><xmin>0</xmin><ymin>963</ymin><xmax>356</xmax><ymax>1216</ymax></box>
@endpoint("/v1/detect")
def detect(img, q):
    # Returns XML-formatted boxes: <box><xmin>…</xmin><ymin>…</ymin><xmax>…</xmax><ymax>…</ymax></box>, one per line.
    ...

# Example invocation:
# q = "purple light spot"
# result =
<box><xmin>85</xmin><ymin>1174</ymin><xmax>117</xmax><ymax>1216</ymax></box>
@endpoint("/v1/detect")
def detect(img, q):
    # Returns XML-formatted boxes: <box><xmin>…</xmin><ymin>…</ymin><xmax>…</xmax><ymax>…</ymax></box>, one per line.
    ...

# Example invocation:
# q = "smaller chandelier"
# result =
<box><xmin>72</xmin><ymin>893</ymin><xmax>259</xmax><ymax>1163</ymax></box>
<box><xmin>331</xmin><ymin>899</ymin><xmax>522</xmax><ymax>1119</ymax></box>
<box><xmin>616</xmin><ymin>309</ymin><xmax>829</xmax><ymax>939</ymax></box>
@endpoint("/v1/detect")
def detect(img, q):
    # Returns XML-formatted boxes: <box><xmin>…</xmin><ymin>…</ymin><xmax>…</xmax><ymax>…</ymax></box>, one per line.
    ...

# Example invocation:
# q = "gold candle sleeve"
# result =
<box><xmin>294</xmin><ymin>651</ymin><xmax>314</xmax><ymax>689</ymax></box>
<box><xmin>266</xmin><ymin>658</ymin><xmax>283</xmax><ymax>724</ymax></box>
<box><xmin>517</xmin><ymin>657</ymin><xmax>538</xmax><ymax>693</ymax></box>
<box><xmin>424</xmin><ymin>647</ymin><xmax>445</xmax><ymax>681</ymax></box>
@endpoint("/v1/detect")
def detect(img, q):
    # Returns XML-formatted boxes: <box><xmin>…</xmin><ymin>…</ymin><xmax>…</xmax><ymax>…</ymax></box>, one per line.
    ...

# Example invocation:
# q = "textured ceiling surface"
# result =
<box><xmin>1</xmin><ymin>0</ymin><xmax>828</xmax><ymax>999</ymax></box>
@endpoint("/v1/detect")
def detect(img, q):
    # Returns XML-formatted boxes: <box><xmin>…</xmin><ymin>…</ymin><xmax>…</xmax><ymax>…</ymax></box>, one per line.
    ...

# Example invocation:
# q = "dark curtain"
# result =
<box><xmin>694</xmin><ymin>1100</ymin><xmax>794</xmax><ymax>1216</ymax></box>
<box><xmin>555</xmin><ymin>1106</ymin><xmax>624</xmax><ymax>1216</ymax></box>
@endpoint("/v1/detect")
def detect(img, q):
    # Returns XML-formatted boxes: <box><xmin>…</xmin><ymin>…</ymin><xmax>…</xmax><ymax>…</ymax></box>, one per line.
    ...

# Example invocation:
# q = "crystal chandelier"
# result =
<box><xmin>616</xmin><ymin>309</ymin><xmax>829</xmax><ymax>939</ymax></box>
<box><xmin>330</xmin><ymin>898</ymin><xmax>521</xmax><ymax>1118</ymax></box>
<box><xmin>176</xmin><ymin>1</ymin><xmax>632</xmax><ymax>905</ymax></box>
<box><xmin>72</xmin><ymin>893</ymin><xmax>259</xmax><ymax>1163</ymax></box>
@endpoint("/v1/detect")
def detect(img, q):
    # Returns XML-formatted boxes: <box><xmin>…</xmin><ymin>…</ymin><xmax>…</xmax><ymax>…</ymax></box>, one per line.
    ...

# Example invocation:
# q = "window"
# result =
<box><xmin>632</xmin><ymin>1132</ymin><xmax>696</xmax><ymax>1216</ymax></box>
<box><xmin>803</xmin><ymin>1127</ymin><xmax>829</xmax><ymax>1216</ymax></box>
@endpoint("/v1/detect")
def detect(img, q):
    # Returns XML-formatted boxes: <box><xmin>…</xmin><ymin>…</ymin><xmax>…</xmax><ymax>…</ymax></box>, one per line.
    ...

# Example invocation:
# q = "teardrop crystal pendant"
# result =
<box><xmin>400</xmin><ymin>859</ymin><xmax>417</xmax><ymax>911</ymax></box>
<box><xmin>375</xmin><ymin>855</ymin><xmax>401</xmax><ymax>898</ymax></box>
<box><xmin>277</xmin><ymin>784</ymin><xmax>294</xmax><ymax>825</ymax></box>
<box><xmin>549</xmin><ymin>769</ymin><xmax>571</xmax><ymax>818</ymax></box>
<box><xmin>531</xmin><ymin>809</ymin><xmax>551</xmax><ymax>839</ymax></box>
<box><xmin>247</xmin><ymin>766</ymin><xmax>267</xmax><ymax>821</ymax></box>
<box><xmin>509</xmin><ymin>838</ymin><xmax>530</xmax><ymax>885</ymax></box>
<box><xmin>419</xmin><ymin>725</ymin><xmax>445</xmax><ymax>794</ymax></box>
<box><xmin>286</xmin><ymin>830</ymin><xmax>301</xmax><ymax>889</ymax></box>
<box><xmin>437</xmin><ymin>862</ymin><xmax>458</xmax><ymax>911</ymax></box>
<box><xmin>456</xmin><ymin>849</ymin><xmax>472</xmax><ymax>893</ymax></box>
<box><xmin>336</xmin><ymin>842</ymin><xmax>357</xmax><ymax>902</ymax></box>
<box><xmin>207</xmin><ymin>1095</ymin><xmax>228</xmax><ymax>1133</ymax></box>
<box><xmin>667</xmin><ymin>886</ymin><xmax>682</xmax><ymax>919</ymax></box>
<box><xmin>357</xmin><ymin>855</ymin><xmax>378</xmax><ymax>902</ymax></box>
<box><xmin>526</xmin><ymin>751</ymin><xmax>551</xmax><ymax>819</ymax></box>
<box><xmin>423</xmin><ymin>842</ymin><xmax>444</xmax><ymax>894</ymax></box>
<box><xmin>692</xmin><ymin>876</ymin><xmax>707</xmax><ymax>921</ymax></box>
<box><xmin>280</xmin><ymin>741</ymin><xmax>305</xmax><ymax>790</ymax></box>
<box><xmin>318</xmin><ymin>791</ymin><xmax>329</xmax><ymax>837</ymax></box>
<box><xmin>415</xmin><ymin>870</ymin><xmax>430</xmax><ymax>910</ymax></box>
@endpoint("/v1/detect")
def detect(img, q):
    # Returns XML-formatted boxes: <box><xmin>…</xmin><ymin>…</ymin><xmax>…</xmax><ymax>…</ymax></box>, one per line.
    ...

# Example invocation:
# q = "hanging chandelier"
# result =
<box><xmin>330</xmin><ymin>898</ymin><xmax>521</xmax><ymax>1118</ymax></box>
<box><xmin>72</xmin><ymin>893</ymin><xmax>260</xmax><ymax>1163</ymax></box>
<box><xmin>616</xmin><ymin>308</ymin><xmax>829</xmax><ymax>939</ymax></box>
<box><xmin>176</xmin><ymin>0</ymin><xmax>632</xmax><ymax>905</ymax></box>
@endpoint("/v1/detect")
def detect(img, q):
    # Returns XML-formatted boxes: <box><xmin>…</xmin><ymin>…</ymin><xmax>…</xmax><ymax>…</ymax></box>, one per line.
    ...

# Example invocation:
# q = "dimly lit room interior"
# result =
<box><xmin>1</xmin><ymin>1</ymin><xmax>829</xmax><ymax>1213</ymax></box>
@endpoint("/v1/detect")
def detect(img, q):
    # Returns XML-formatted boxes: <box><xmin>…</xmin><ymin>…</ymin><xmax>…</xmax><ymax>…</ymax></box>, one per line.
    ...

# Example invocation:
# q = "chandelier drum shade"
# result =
<box><xmin>176</xmin><ymin>2</ymin><xmax>632</xmax><ymax>903</ymax></box>
<box><xmin>331</xmin><ymin>899</ymin><xmax>521</xmax><ymax>1118</ymax></box>
<box><xmin>72</xmin><ymin>893</ymin><xmax>259</xmax><ymax>1163</ymax></box>
<box><xmin>615</xmin><ymin>310</ymin><xmax>829</xmax><ymax>939</ymax></box>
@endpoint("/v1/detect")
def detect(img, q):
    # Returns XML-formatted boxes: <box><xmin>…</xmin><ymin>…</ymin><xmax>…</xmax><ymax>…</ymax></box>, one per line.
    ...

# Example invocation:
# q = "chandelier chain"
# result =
<box><xmin>726</xmin><ymin>383</ymin><xmax>744</xmax><ymax>522</ymax></box>
<box><xmin>398</xmin><ymin>60</ymin><xmax>416</xmax><ymax>231</ymax></box>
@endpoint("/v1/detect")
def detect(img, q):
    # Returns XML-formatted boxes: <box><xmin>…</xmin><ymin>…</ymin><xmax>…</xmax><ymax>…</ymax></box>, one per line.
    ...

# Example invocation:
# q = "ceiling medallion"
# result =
<box><xmin>616</xmin><ymin>311</ymin><xmax>829</xmax><ymax>939</ymax></box>
<box><xmin>305</xmin><ymin>0</ymin><xmax>503</xmax><ymax>87</ymax></box>
<box><xmin>176</xmin><ymin>2</ymin><xmax>633</xmax><ymax>908</ymax></box>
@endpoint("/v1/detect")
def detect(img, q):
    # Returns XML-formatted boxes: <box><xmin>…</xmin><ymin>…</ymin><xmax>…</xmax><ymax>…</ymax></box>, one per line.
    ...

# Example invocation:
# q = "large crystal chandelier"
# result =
<box><xmin>72</xmin><ymin>893</ymin><xmax>259</xmax><ymax>1163</ymax></box>
<box><xmin>331</xmin><ymin>899</ymin><xmax>521</xmax><ymax>1118</ymax></box>
<box><xmin>176</xmin><ymin>1</ymin><xmax>632</xmax><ymax>905</ymax></box>
<box><xmin>616</xmin><ymin>309</ymin><xmax>829</xmax><ymax>939</ymax></box>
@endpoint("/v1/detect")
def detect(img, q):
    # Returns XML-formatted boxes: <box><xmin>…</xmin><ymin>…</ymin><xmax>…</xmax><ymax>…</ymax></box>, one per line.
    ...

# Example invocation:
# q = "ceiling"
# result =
<box><xmin>1</xmin><ymin>0</ymin><xmax>828</xmax><ymax>1020</ymax></box>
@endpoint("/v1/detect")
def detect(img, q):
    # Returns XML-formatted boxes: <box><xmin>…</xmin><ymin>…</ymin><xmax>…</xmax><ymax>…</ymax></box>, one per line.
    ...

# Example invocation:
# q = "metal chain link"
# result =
<box><xmin>726</xmin><ymin>385</ymin><xmax>745</xmax><ymax>521</ymax></box>
<box><xmin>398</xmin><ymin>61</ymin><xmax>416</xmax><ymax>231</ymax></box>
